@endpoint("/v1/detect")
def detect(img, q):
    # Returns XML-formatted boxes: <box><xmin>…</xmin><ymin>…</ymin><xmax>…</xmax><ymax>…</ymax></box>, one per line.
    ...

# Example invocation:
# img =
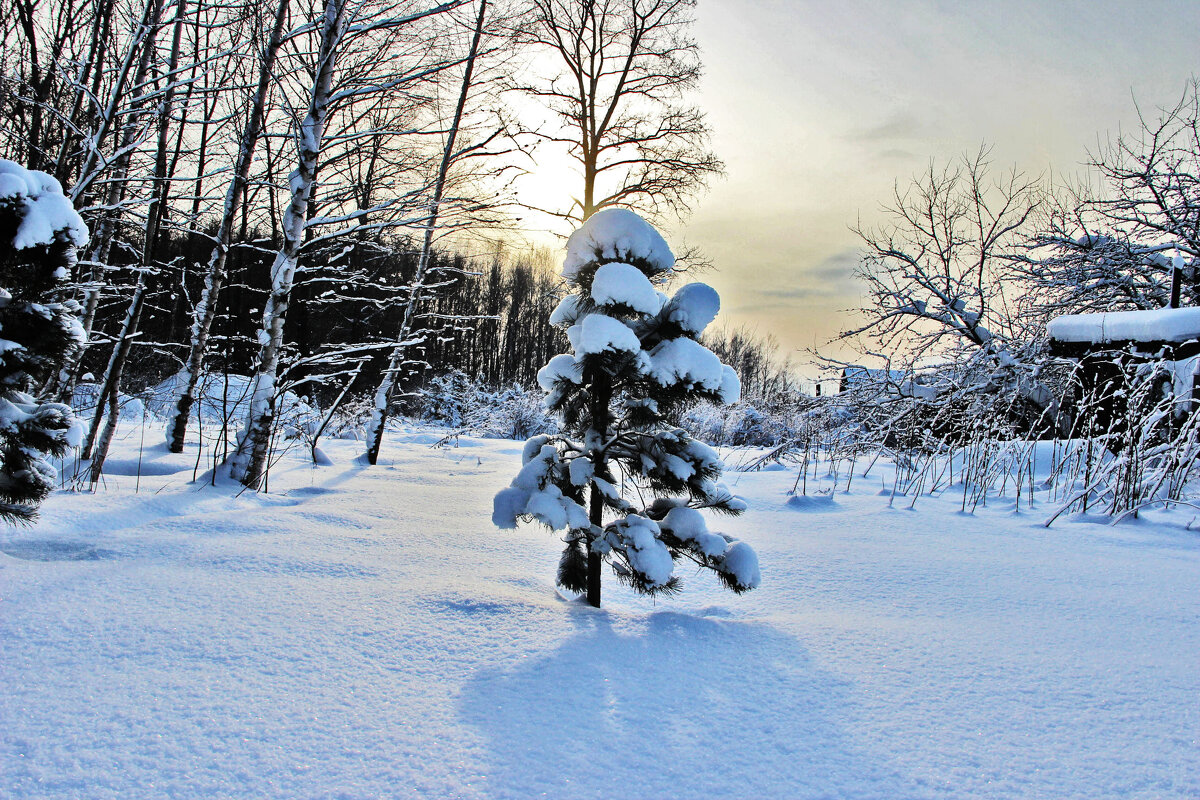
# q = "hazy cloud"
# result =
<box><xmin>845</xmin><ymin>112</ymin><xmax>928</xmax><ymax>143</ymax></box>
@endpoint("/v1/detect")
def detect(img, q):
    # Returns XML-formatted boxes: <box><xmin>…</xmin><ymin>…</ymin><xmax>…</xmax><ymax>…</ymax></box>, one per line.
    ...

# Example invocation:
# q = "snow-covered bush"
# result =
<box><xmin>493</xmin><ymin>209</ymin><xmax>760</xmax><ymax>606</ymax></box>
<box><xmin>0</xmin><ymin>160</ymin><xmax>87</xmax><ymax>522</ymax></box>
<box><xmin>413</xmin><ymin>371</ymin><xmax>556</xmax><ymax>440</ymax></box>
<box><xmin>681</xmin><ymin>399</ymin><xmax>805</xmax><ymax>447</ymax></box>
<box><xmin>147</xmin><ymin>370</ymin><xmax>321</xmax><ymax>438</ymax></box>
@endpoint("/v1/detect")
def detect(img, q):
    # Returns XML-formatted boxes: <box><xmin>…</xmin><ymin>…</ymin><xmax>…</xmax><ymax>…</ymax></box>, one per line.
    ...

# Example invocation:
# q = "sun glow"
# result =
<box><xmin>510</xmin><ymin>144</ymin><xmax>583</xmax><ymax>240</ymax></box>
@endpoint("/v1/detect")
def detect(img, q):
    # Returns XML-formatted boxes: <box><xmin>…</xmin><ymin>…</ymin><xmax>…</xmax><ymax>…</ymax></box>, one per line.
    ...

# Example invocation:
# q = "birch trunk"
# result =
<box><xmin>364</xmin><ymin>0</ymin><xmax>488</xmax><ymax>465</ymax></box>
<box><xmin>84</xmin><ymin>0</ymin><xmax>189</xmax><ymax>473</ymax></box>
<box><xmin>228</xmin><ymin>0</ymin><xmax>346</xmax><ymax>489</ymax></box>
<box><xmin>166</xmin><ymin>0</ymin><xmax>292</xmax><ymax>452</ymax></box>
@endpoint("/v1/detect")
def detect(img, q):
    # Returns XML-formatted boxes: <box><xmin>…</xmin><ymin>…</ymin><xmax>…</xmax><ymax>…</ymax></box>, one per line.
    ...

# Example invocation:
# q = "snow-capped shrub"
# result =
<box><xmin>145</xmin><ymin>371</ymin><xmax>321</xmax><ymax>437</ymax></box>
<box><xmin>413</xmin><ymin>371</ymin><xmax>556</xmax><ymax>440</ymax></box>
<box><xmin>493</xmin><ymin>209</ymin><xmax>760</xmax><ymax>606</ymax></box>
<box><xmin>681</xmin><ymin>400</ymin><xmax>801</xmax><ymax>447</ymax></box>
<box><xmin>0</xmin><ymin>160</ymin><xmax>87</xmax><ymax>523</ymax></box>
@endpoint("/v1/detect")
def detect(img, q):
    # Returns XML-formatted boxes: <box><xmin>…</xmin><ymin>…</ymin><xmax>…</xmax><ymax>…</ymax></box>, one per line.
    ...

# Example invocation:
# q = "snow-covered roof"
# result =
<box><xmin>1047</xmin><ymin>307</ymin><xmax>1200</xmax><ymax>346</ymax></box>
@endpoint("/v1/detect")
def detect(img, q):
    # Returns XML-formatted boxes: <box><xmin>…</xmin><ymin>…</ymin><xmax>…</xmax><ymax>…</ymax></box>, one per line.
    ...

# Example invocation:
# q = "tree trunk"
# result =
<box><xmin>585</xmin><ymin>372</ymin><xmax>610</xmax><ymax>608</ymax></box>
<box><xmin>167</xmin><ymin>0</ymin><xmax>292</xmax><ymax>452</ymax></box>
<box><xmin>81</xmin><ymin>0</ymin><xmax>188</xmax><ymax>472</ymax></box>
<box><xmin>364</xmin><ymin>0</ymin><xmax>488</xmax><ymax>465</ymax></box>
<box><xmin>228</xmin><ymin>0</ymin><xmax>344</xmax><ymax>489</ymax></box>
<box><xmin>586</xmin><ymin>484</ymin><xmax>602</xmax><ymax>607</ymax></box>
<box><xmin>80</xmin><ymin>274</ymin><xmax>147</xmax><ymax>460</ymax></box>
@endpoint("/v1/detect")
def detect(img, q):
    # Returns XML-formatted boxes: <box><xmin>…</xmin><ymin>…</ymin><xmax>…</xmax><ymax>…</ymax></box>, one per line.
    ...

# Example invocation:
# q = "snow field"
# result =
<box><xmin>0</xmin><ymin>424</ymin><xmax>1197</xmax><ymax>799</ymax></box>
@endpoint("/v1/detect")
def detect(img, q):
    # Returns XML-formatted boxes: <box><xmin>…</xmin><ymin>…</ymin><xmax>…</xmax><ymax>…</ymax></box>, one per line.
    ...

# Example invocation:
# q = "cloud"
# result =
<box><xmin>807</xmin><ymin>249</ymin><xmax>862</xmax><ymax>283</ymax></box>
<box><xmin>844</xmin><ymin>112</ymin><xmax>929</xmax><ymax>144</ymax></box>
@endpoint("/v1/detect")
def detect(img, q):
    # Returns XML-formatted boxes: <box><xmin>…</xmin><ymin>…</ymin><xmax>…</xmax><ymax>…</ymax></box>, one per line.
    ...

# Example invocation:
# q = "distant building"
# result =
<box><xmin>838</xmin><ymin>366</ymin><xmax>908</xmax><ymax>394</ymax></box>
<box><xmin>1047</xmin><ymin>306</ymin><xmax>1200</xmax><ymax>431</ymax></box>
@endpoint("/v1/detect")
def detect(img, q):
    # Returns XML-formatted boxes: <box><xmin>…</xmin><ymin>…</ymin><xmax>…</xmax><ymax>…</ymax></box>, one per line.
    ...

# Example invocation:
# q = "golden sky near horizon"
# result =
<box><xmin>512</xmin><ymin>0</ymin><xmax>1200</xmax><ymax>385</ymax></box>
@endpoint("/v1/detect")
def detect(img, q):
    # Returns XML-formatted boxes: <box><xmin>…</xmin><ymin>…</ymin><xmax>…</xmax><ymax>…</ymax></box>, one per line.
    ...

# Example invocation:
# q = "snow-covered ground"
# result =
<box><xmin>2</xmin><ymin>424</ymin><xmax>1198</xmax><ymax>799</ymax></box>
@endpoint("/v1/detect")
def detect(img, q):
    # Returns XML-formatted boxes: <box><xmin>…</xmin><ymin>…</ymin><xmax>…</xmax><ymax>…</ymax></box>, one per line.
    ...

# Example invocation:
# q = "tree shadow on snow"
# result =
<box><xmin>459</xmin><ymin>609</ymin><xmax>931</xmax><ymax>800</ymax></box>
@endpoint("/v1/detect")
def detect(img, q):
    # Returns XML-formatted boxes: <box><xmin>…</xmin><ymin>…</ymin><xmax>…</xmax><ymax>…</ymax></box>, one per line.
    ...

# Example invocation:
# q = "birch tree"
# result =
<box><xmin>363</xmin><ymin>0</ymin><xmax>491</xmax><ymax>464</ymax></box>
<box><xmin>82</xmin><ymin>0</ymin><xmax>197</xmax><ymax>482</ymax></box>
<box><xmin>228</xmin><ymin>0</ymin><xmax>464</xmax><ymax>488</ymax></box>
<box><xmin>164</xmin><ymin>0</ymin><xmax>292</xmax><ymax>453</ymax></box>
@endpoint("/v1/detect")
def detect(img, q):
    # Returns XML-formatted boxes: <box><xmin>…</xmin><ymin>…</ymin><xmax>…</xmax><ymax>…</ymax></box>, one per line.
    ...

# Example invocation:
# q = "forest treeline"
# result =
<box><xmin>78</xmin><ymin>225</ymin><xmax>795</xmax><ymax>412</ymax></box>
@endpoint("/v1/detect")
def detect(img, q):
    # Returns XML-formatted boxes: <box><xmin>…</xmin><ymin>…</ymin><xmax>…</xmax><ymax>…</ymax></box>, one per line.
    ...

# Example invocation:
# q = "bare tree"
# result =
<box><xmin>1015</xmin><ymin>82</ymin><xmax>1200</xmax><ymax>318</ymax></box>
<box><xmin>83</xmin><ymin>0</ymin><xmax>195</xmax><ymax>483</ymax></box>
<box><xmin>1014</xmin><ymin>182</ymin><xmax>1178</xmax><ymax>318</ymax></box>
<box><xmin>164</xmin><ymin>0</ymin><xmax>293</xmax><ymax>453</ymax></box>
<box><xmin>516</xmin><ymin>0</ymin><xmax>721</xmax><ymax>222</ymax></box>
<box><xmin>363</xmin><ymin>0</ymin><xmax>493</xmax><ymax>465</ymax></box>
<box><xmin>845</xmin><ymin>148</ymin><xmax>1043</xmax><ymax>364</ymax></box>
<box><xmin>840</xmin><ymin>149</ymin><xmax>1056</xmax><ymax>430</ymax></box>
<box><xmin>1093</xmin><ymin>81</ymin><xmax>1200</xmax><ymax>261</ymax></box>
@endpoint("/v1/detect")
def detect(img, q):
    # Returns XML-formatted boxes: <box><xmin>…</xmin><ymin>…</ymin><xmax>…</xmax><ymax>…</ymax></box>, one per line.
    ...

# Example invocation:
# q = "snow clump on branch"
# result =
<box><xmin>0</xmin><ymin>160</ymin><xmax>88</xmax><ymax>253</ymax></box>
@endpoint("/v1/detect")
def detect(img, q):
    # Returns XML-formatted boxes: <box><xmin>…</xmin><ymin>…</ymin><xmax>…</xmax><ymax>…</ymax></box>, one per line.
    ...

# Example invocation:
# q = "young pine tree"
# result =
<box><xmin>0</xmin><ymin>161</ymin><xmax>87</xmax><ymax>523</ymax></box>
<box><xmin>493</xmin><ymin>209</ymin><xmax>760</xmax><ymax>607</ymax></box>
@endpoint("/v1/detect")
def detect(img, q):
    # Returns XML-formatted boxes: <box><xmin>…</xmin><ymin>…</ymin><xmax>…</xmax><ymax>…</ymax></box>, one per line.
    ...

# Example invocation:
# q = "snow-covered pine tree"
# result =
<box><xmin>492</xmin><ymin>208</ymin><xmax>760</xmax><ymax>607</ymax></box>
<box><xmin>0</xmin><ymin>160</ymin><xmax>87</xmax><ymax>523</ymax></box>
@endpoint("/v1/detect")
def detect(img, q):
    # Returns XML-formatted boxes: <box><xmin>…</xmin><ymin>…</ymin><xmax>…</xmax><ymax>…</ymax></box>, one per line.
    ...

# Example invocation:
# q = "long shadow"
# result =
<box><xmin>459</xmin><ymin>608</ymin><xmax>931</xmax><ymax>800</ymax></box>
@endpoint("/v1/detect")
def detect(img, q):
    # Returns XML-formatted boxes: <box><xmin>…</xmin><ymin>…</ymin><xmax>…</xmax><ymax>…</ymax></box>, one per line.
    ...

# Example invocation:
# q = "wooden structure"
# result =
<box><xmin>1047</xmin><ymin>307</ymin><xmax>1200</xmax><ymax>433</ymax></box>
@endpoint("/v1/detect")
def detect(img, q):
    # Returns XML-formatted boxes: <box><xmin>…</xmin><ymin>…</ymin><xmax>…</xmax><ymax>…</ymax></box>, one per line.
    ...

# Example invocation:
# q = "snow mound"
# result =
<box><xmin>785</xmin><ymin>493</ymin><xmax>839</xmax><ymax>512</ymax></box>
<box><xmin>667</xmin><ymin>283</ymin><xmax>720</xmax><ymax>334</ymax></box>
<box><xmin>568</xmin><ymin>314</ymin><xmax>641</xmax><ymax>356</ymax></box>
<box><xmin>562</xmin><ymin>208</ymin><xmax>674</xmax><ymax>282</ymax></box>
<box><xmin>536</xmin><ymin>354</ymin><xmax>583</xmax><ymax>391</ymax></box>
<box><xmin>0</xmin><ymin>159</ymin><xmax>88</xmax><ymax>250</ymax></box>
<box><xmin>548</xmin><ymin>295</ymin><xmax>585</xmax><ymax>327</ymax></box>
<box><xmin>648</xmin><ymin>337</ymin><xmax>724</xmax><ymax>391</ymax></box>
<box><xmin>591</xmin><ymin>262</ymin><xmax>664</xmax><ymax>314</ymax></box>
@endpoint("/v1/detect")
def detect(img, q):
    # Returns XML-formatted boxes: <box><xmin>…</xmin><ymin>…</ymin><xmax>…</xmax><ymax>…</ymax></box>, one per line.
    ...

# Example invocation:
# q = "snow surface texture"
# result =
<box><xmin>562</xmin><ymin>208</ymin><xmax>675</xmax><ymax>281</ymax></box>
<box><xmin>1048</xmin><ymin>306</ymin><xmax>1200</xmax><ymax>344</ymax></box>
<box><xmin>2</xmin><ymin>423</ymin><xmax>1198</xmax><ymax>799</ymax></box>
<box><xmin>0</xmin><ymin>160</ymin><xmax>88</xmax><ymax>250</ymax></box>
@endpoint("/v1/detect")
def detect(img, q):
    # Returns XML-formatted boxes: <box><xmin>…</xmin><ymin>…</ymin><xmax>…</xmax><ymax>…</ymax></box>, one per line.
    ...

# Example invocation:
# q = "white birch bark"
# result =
<box><xmin>228</xmin><ymin>0</ymin><xmax>348</xmax><ymax>488</ymax></box>
<box><xmin>85</xmin><ymin>0</ymin><xmax>191</xmax><ymax>477</ymax></box>
<box><xmin>166</xmin><ymin>0</ymin><xmax>293</xmax><ymax>452</ymax></box>
<box><xmin>364</xmin><ymin>0</ymin><xmax>488</xmax><ymax>465</ymax></box>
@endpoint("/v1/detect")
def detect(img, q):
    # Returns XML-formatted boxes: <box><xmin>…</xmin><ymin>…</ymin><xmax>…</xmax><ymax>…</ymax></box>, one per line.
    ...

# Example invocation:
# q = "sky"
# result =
<box><xmin>670</xmin><ymin>0</ymin><xmax>1200</xmax><ymax>380</ymax></box>
<box><xmin>510</xmin><ymin>0</ymin><xmax>1200</xmax><ymax>385</ymax></box>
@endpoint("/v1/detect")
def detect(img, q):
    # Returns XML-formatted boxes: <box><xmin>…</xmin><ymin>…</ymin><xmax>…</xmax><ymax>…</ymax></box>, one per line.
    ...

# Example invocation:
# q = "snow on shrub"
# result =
<box><xmin>415</xmin><ymin>372</ymin><xmax>556</xmax><ymax>441</ymax></box>
<box><xmin>146</xmin><ymin>371</ymin><xmax>320</xmax><ymax>438</ymax></box>
<box><xmin>0</xmin><ymin>159</ymin><xmax>87</xmax><ymax>523</ymax></box>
